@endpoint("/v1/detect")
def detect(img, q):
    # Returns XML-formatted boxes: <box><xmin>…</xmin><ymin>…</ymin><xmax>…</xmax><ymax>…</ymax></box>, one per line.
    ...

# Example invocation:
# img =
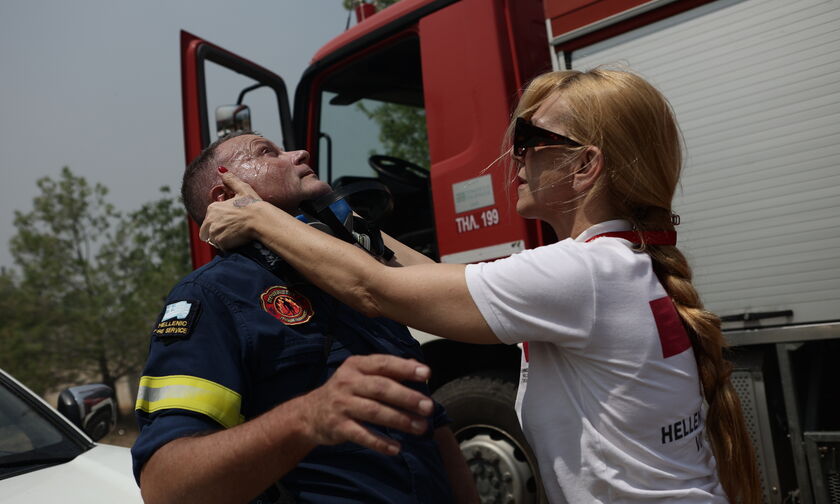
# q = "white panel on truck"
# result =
<box><xmin>571</xmin><ymin>0</ymin><xmax>840</xmax><ymax>329</ymax></box>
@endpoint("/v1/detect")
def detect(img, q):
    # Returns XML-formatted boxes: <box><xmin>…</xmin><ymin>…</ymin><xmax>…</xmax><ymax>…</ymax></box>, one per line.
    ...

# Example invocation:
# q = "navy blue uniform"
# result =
<box><xmin>132</xmin><ymin>244</ymin><xmax>453</xmax><ymax>503</ymax></box>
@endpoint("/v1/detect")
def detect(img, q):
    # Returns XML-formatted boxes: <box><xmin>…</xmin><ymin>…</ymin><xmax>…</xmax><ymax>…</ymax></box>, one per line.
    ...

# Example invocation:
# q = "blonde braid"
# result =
<box><xmin>645</xmin><ymin>242</ymin><xmax>761</xmax><ymax>504</ymax></box>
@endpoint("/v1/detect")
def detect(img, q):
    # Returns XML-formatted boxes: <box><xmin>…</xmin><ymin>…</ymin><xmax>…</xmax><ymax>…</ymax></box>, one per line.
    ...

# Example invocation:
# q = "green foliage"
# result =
<box><xmin>0</xmin><ymin>167</ymin><xmax>190</xmax><ymax>403</ymax></box>
<box><xmin>0</xmin><ymin>267</ymin><xmax>58</xmax><ymax>393</ymax></box>
<box><xmin>357</xmin><ymin>102</ymin><xmax>430</xmax><ymax>170</ymax></box>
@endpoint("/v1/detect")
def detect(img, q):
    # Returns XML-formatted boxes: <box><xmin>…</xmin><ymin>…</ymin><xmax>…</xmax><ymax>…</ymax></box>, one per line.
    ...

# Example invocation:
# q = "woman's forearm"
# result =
<box><xmin>246</xmin><ymin>202</ymin><xmax>498</xmax><ymax>344</ymax></box>
<box><xmin>251</xmin><ymin>201</ymin><xmax>390</xmax><ymax>318</ymax></box>
<box><xmin>201</xmin><ymin>158</ymin><xmax>498</xmax><ymax>342</ymax></box>
<box><xmin>380</xmin><ymin>230</ymin><xmax>436</xmax><ymax>266</ymax></box>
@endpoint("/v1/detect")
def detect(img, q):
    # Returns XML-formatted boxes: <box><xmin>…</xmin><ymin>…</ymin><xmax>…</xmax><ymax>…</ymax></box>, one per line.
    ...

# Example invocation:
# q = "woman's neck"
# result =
<box><xmin>550</xmin><ymin>193</ymin><xmax>620</xmax><ymax>240</ymax></box>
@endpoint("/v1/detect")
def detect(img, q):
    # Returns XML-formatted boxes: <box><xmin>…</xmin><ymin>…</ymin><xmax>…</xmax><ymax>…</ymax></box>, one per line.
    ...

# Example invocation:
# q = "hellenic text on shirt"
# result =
<box><xmin>660</xmin><ymin>410</ymin><xmax>701</xmax><ymax>444</ymax></box>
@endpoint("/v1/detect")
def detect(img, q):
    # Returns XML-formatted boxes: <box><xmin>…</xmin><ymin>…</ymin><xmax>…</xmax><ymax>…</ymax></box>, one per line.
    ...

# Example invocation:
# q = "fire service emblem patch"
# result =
<box><xmin>259</xmin><ymin>285</ymin><xmax>314</xmax><ymax>325</ymax></box>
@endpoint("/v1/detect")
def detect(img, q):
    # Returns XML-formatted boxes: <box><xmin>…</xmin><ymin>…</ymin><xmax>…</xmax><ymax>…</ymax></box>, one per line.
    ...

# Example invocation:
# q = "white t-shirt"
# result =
<box><xmin>465</xmin><ymin>220</ymin><xmax>726</xmax><ymax>503</ymax></box>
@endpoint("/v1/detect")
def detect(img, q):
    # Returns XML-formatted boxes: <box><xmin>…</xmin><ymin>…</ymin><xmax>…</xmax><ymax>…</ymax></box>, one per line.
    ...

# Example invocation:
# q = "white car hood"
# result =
<box><xmin>0</xmin><ymin>443</ymin><xmax>142</xmax><ymax>503</ymax></box>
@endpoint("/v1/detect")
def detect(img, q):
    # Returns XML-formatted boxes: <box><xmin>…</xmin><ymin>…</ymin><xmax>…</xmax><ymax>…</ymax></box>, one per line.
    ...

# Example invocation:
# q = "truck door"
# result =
<box><xmin>180</xmin><ymin>30</ymin><xmax>295</xmax><ymax>268</ymax></box>
<box><xmin>294</xmin><ymin>0</ymin><xmax>550</xmax><ymax>264</ymax></box>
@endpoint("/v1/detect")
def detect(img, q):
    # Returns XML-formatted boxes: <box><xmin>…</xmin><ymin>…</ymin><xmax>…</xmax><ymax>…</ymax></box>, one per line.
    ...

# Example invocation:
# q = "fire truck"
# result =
<box><xmin>179</xmin><ymin>0</ymin><xmax>840</xmax><ymax>502</ymax></box>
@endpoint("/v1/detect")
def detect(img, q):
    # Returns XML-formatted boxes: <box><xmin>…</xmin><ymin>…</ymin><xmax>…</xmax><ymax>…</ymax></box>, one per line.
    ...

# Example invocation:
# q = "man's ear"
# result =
<box><xmin>209</xmin><ymin>184</ymin><xmax>232</xmax><ymax>203</ymax></box>
<box><xmin>572</xmin><ymin>146</ymin><xmax>604</xmax><ymax>193</ymax></box>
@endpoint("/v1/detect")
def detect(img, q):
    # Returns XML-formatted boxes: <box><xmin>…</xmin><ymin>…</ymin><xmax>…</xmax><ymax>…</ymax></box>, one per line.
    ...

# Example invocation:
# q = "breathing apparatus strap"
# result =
<box><xmin>297</xmin><ymin>181</ymin><xmax>395</xmax><ymax>261</ymax></box>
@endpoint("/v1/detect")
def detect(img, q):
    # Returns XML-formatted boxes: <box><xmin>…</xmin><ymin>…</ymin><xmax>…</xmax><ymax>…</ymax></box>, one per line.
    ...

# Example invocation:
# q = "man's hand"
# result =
<box><xmin>140</xmin><ymin>354</ymin><xmax>434</xmax><ymax>504</ymax></box>
<box><xmin>297</xmin><ymin>354</ymin><xmax>433</xmax><ymax>455</ymax></box>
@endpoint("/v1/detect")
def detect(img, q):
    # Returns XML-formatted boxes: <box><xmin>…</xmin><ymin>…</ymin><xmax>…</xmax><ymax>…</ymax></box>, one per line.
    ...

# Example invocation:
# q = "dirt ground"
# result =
<box><xmin>100</xmin><ymin>416</ymin><xmax>140</xmax><ymax>448</ymax></box>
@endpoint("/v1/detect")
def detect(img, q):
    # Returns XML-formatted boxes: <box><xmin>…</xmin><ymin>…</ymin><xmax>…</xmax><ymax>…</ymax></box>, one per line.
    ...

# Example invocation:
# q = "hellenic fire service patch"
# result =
<box><xmin>260</xmin><ymin>286</ymin><xmax>314</xmax><ymax>325</ymax></box>
<box><xmin>152</xmin><ymin>299</ymin><xmax>201</xmax><ymax>343</ymax></box>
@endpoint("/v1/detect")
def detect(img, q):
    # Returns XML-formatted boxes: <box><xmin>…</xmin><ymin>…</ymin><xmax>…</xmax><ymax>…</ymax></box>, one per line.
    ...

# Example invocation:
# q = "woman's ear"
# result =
<box><xmin>572</xmin><ymin>146</ymin><xmax>604</xmax><ymax>193</ymax></box>
<box><xmin>209</xmin><ymin>184</ymin><xmax>232</xmax><ymax>203</ymax></box>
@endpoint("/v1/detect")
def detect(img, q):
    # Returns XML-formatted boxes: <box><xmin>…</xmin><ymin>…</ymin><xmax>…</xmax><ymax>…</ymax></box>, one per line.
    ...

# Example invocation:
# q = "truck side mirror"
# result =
<box><xmin>216</xmin><ymin>104</ymin><xmax>252</xmax><ymax>137</ymax></box>
<box><xmin>57</xmin><ymin>384</ymin><xmax>117</xmax><ymax>442</ymax></box>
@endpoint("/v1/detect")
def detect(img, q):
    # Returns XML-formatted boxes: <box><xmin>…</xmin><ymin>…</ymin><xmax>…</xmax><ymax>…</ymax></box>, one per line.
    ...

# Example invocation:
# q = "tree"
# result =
<box><xmin>342</xmin><ymin>0</ymin><xmax>401</xmax><ymax>11</ymax></box>
<box><xmin>0</xmin><ymin>267</ymin><xmax>59</xmax><ymax>393</ymax></box>
<box><xmin>1</xmin><ymin>167</ymin><xmax>190</xmax><ymax>408</ymax></box>
<box><xmin>95</xmin><ymin>186</ymin><xmax>192</xmax><ymax>394</ymax></box>
<box><xmin>357</xmin><ymin>102</ymin><xmax>430</xmax><ymax>170</ymax></box>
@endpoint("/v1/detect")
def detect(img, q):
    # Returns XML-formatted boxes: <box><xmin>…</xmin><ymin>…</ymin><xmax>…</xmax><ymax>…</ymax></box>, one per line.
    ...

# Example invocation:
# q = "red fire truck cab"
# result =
<box><xmin>180</xmin><ymin>0</ymin><xmax>840</xmax><ymax>502</ymax></box>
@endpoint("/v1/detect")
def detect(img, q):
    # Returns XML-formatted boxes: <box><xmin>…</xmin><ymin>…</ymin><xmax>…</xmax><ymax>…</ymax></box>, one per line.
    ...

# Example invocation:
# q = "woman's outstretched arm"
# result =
<box><xmin>201</xmin><ymin>171</ymin><xmax>499</xmax><ymax>345</ymax></box>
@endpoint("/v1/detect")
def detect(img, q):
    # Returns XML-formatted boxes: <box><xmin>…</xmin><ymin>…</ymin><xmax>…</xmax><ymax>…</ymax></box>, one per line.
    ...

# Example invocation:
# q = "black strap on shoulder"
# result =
<box><xmin>300</xmin><ymin>181</ymin><xmax>395</xmax><ymax>261</ymax></box>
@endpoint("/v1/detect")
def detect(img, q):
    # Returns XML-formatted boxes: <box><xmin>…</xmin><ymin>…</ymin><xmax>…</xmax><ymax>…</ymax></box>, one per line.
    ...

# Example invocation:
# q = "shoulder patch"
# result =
<box><xmin>152</xmin><ymin>299</ymin><xmax>201</xmax><ymax>343</ymax></box>
<box><xmin>260</xmin><ymin>285</ymin><xmax>314</xmax><ymax>325</ymax></box>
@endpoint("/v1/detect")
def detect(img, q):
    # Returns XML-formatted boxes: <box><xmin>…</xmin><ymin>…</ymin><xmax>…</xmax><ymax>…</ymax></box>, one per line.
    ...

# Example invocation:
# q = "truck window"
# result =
<box><xmin>319</xmin><ymin>95</ymin><xmax>428</xmax><ymax>180</ymax></box>
<box><xmin>204</xmin><ymin>60</ymin><xmax>286</xmax><ymax>148</ymax></box>
<box><xmin>316</xmin><ymin>35</ymin><xmax>436</xmax><ymax>258</ymax></box>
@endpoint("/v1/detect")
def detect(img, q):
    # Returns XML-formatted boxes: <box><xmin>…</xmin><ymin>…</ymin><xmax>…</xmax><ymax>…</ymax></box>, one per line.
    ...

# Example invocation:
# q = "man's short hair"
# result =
<box><xmin>181</xmin><ymin>130</ymin><xmax>257</xmax><ymax>224</ymax></box>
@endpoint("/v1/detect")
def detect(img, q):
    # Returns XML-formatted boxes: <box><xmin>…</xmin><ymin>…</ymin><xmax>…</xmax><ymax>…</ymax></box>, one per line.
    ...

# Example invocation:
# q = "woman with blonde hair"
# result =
<box><xmin>201</xmin><ymin>68</ymin><xmax>760</xmax><ymax>502</ymax></box>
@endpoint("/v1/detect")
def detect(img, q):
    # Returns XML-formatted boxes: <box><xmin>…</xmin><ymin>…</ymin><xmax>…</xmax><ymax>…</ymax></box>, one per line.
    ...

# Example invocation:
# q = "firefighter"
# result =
<box><xmin>132</xmin><ymin>132</ymin><xmax>477</xmax><ymax>504</ymax></box>
<box><xmin>201</xmin><ymin>69</ymin><xmax>762</xmax><ymax>503</ymax></box>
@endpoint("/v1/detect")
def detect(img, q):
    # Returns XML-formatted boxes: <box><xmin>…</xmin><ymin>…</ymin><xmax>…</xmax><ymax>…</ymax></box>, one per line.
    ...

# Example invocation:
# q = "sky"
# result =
<box><xmin>0</xmin><ymin>0</ymin><xmax>351</xmax><ymax>269</ymax></box>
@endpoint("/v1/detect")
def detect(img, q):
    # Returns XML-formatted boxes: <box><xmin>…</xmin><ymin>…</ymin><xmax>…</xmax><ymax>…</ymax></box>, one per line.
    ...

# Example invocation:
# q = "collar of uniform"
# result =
<box><xmin>233</xmin><ymin>241</ymin><xmax>288</xmax><ymax>276</ymax></box>
<box><xmin>574</xmin><ymin>219</ymin><xmax>633</xmax><ymax>243</ymax></box>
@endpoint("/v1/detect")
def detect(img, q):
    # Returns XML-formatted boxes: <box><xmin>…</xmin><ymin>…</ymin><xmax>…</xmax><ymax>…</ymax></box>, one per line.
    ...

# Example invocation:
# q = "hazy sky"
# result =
<box><xmin>0</xmin><ymin>1</ymin><xmax>350</xmax><ymax>269</ymax></box>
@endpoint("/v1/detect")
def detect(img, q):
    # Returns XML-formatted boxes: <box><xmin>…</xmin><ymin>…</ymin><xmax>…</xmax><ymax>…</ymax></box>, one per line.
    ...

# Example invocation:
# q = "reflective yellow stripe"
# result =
<box><xmin>135</xmin><ymin>375</ymin><xmax>244</xmax><ymax>428</ymax></box>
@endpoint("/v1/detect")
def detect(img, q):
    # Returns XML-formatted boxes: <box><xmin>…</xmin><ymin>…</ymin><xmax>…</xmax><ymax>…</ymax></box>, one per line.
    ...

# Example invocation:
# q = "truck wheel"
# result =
<box><xmin>433</xmin><ymin>375</ymin><xmax>546</xmax><ymax>504</ymax></box>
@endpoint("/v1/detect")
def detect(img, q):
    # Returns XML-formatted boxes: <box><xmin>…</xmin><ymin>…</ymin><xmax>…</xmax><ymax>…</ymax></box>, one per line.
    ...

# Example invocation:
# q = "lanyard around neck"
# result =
<box><xmin>585</xmin><ymin>230</ymin><xmax>677</xmax><ymax>246</ymax></box>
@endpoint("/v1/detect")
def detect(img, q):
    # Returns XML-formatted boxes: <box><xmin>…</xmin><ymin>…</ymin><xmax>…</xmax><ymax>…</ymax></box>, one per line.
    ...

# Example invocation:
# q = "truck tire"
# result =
<box><xmin>433</xmin><ymin>374</ymin><xmax>547</xmax><ymax>504</ymax></box>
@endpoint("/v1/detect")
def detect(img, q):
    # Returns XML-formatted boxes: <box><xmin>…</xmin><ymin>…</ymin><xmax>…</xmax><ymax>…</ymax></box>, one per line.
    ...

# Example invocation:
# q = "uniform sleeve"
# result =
<box><xmin>131</xmin><ymin>280</ymin><xmax>247</xmax><ymax>483</ymax></box>
<box><xmin>464</xmin><ymin>241</ymin><xmax>595</xmax><ymax>348</ymax></box>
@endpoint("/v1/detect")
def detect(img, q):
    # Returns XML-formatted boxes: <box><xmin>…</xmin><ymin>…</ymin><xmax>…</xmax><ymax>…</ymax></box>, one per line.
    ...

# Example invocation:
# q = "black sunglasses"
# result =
<box><xmin>513</xmin><ymin>117</ymin><xmax>582</xmax><ymax>157</ymax></box>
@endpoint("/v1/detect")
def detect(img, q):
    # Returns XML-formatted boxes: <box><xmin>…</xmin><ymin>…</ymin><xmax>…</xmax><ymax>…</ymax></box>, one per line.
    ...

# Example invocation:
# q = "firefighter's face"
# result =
<box><xmin>216</xmin><ymin>135</ymin><xmax>331</xmax><ymax>213</ymax></box>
